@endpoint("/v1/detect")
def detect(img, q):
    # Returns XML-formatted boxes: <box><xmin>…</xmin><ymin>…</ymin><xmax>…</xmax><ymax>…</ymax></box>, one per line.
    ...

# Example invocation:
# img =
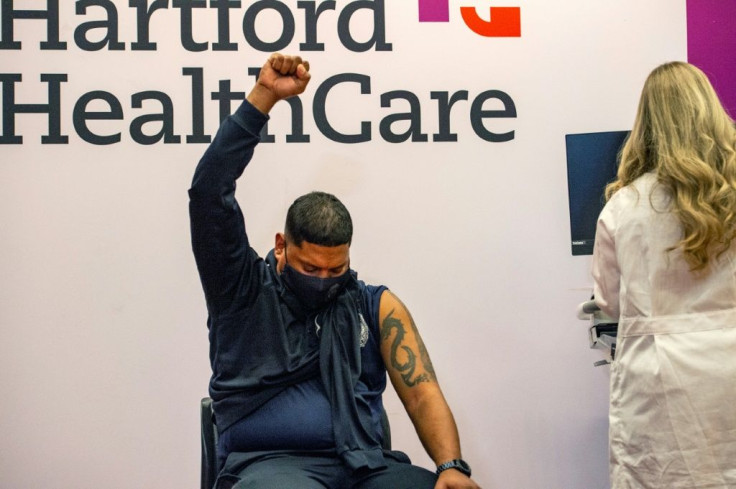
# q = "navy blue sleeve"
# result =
<box><xmin>188</xmin><ymin>100</ymin><xmax>269</xmax><ymax>316</ymax></box>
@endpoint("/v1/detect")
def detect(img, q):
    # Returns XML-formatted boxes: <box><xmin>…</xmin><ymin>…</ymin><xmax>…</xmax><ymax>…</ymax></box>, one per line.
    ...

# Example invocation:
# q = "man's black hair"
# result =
<box><xmin>285</xmin><ymin>191</ymin><xmax>353</xmax><ymax>246</ymax></box>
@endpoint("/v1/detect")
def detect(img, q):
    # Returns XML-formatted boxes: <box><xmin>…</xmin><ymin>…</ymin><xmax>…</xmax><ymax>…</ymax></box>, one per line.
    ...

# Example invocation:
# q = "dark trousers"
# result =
<box><xmin>216</xmin><ymin>450</ymin><xmax>438</xmax><ymax>489</ymax></box>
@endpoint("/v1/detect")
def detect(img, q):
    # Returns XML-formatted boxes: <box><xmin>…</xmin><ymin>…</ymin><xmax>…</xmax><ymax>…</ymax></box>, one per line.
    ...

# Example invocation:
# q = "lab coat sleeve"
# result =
<box><xmin>592</xmin><ymin>203</ymin><xmax>621</xmax><ymax>319</ymax></box>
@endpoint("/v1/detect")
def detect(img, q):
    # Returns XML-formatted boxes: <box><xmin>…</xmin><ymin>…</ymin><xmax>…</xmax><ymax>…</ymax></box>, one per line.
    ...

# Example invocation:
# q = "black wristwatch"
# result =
<box><xmin>436</xmin><ymin>459</ymin><xmax>472</xmax><ymax>477</ymax></box>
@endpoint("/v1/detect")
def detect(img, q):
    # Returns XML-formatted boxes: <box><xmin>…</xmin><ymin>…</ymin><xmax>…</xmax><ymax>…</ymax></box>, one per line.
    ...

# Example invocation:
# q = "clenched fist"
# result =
<box><xmin>247</xmin><ymin>53</ymin><xmax>311</xmax><ymax>114</ymax></box>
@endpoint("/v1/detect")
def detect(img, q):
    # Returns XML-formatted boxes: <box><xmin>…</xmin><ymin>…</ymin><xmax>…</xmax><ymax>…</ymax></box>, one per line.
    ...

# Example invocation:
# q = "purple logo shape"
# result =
<box><xmin>419</xmin><ymin>0</ymin><xmax>450</xmax><ymax>22</ymax></box>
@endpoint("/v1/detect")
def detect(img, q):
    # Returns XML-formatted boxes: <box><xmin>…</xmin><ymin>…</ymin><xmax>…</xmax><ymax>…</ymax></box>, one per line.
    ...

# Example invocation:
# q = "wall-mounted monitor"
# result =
<box><xmin>565</xmin><ymin>130</ymin><xmax>630</xmax><ymax>256</ymax></box>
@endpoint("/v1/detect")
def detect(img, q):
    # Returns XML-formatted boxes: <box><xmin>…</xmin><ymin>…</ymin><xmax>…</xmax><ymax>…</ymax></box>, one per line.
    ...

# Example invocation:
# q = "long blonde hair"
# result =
<box><xmin>606</xmin><ymin>61</ymin><xmax>736</xmax><ymax>270</ymax></box>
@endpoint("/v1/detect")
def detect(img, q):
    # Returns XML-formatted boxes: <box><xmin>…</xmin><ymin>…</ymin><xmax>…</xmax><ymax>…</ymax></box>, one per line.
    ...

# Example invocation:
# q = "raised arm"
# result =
<box><xmin>188</xmin><ymin>54</ymin><xmax>311</xmax><ymax>314</ymax></box>
<box><xmin>378</xmin><ymin>290</ymin><xmax>481</xmax><ymax>489</ymax></box>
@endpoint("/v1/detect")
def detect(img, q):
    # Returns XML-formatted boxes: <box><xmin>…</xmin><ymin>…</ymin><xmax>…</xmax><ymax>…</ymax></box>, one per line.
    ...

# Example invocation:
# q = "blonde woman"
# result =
<box><xmin>593</xmin><ymin>61</ymin><xmax>736</xmax><ymax>488</ymax></box>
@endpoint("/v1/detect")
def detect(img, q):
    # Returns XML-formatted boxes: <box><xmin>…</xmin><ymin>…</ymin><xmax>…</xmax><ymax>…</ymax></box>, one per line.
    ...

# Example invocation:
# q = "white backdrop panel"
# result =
<box><xmin>0</xmin><ymin>1</ymin><xmax>686</xmax><ymax>488</ymax></box>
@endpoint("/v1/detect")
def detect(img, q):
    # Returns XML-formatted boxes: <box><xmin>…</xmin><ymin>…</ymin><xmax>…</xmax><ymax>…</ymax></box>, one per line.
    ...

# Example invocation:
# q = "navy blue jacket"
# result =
<box><xmin>188</xmin><ymin>100</ymin><xmax>388</xmax><ymax>439</ymax></box>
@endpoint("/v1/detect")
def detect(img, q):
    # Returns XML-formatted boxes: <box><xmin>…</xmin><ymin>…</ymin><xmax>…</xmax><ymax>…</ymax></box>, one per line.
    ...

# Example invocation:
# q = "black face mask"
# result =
<box><xmin>281</xmin><ymin>249</ymin><xmax>351</xmax><ymax>310</ymax></box>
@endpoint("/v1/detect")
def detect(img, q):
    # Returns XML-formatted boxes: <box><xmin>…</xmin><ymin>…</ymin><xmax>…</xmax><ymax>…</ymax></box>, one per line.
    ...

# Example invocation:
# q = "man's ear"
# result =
<box><xmin>274</xmin><ymin>233</ymin><xmax>286</xmax><ymax>258</ymax></box>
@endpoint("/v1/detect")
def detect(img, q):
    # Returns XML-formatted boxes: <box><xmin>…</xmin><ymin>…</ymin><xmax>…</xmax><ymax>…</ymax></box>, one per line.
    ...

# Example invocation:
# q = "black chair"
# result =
<box><xmin>200</xmin><ymin>397</ymin><xmax>219</xmax><ymax>489</ymax></box>
<box><xmin>200</xmin><ymin>397</ymin><xmax>392</xmax><ymax>489</ymax></box>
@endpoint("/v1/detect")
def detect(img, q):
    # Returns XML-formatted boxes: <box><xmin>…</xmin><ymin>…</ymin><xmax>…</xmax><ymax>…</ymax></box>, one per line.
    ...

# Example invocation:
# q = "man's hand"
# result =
<box><xmin>436</xmin><ymin>468</ymin><xmax>482</xmax><ymax>489</ymax></box>
<box><xmin>247</xmin><ymin>53</ymin><xmax>311</xmax><ymax>114</ymax></box>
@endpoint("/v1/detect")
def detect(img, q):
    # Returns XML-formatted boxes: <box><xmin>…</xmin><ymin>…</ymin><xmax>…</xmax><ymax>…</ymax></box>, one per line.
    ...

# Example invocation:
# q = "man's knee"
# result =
<box><xmin>230</xmin><ymin>473</ymin><xmax>328</xmax><ymax>489</ymax></box>
<box><xmin>353</xmin><ymin>463</ymin><xmax>438</xmax><ymax>489</ymax></box>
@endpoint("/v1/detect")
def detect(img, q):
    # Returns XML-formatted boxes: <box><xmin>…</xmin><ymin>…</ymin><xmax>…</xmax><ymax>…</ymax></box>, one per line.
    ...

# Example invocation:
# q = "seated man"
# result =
<box><xmin>189</xmin><ymin>53</ymin><xmax>480</xmax><ymax>489</ymax></box>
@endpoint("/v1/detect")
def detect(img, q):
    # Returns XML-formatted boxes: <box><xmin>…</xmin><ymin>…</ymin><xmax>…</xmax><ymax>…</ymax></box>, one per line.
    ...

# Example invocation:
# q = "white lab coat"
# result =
<box><xmin>592</xmin><ymin>172</ymin><xmax>736</xmax><ymax>489</ymax></box>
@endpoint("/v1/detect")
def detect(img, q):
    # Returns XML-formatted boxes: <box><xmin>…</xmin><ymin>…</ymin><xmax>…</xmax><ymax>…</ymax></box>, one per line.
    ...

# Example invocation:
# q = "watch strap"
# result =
<box><xmin>436</xmin><ymin>458</ymin><xmax>471</xmax><ymax>477</ymax></box>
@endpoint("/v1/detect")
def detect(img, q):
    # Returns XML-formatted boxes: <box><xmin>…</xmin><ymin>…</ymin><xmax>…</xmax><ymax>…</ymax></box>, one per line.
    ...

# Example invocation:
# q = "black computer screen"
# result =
<box><xmin>565</xmin><ymin>130</ymin><xmax>630</xmax><ymax>255</ymax></box>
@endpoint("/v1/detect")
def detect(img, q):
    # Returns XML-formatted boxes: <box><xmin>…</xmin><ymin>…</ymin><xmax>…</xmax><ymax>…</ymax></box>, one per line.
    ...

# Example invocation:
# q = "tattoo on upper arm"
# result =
<box><xmin>381</xmin><ymin>308</ymin><xmax>437</xmax><ymax>387</ymax></box>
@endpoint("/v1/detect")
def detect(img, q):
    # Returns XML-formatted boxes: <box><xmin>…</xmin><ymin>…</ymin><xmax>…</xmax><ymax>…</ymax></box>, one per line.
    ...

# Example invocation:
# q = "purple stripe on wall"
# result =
<box><xmin>687</xmin><ymin>0</ymin><xmax>736</xmax><ymax>117</ymax></box>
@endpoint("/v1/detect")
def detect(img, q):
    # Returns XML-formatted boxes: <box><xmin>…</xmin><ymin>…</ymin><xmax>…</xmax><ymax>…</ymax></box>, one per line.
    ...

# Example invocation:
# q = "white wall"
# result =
<box><xmin>0</xmin><ymin>1</ymin><xmax>686</xmax><ymax>488</ymax></box>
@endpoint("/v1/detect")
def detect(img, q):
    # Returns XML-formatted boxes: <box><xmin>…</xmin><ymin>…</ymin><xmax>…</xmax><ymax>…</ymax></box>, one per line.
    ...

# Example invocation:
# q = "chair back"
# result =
<box><xmin>200</xmin><ymin>397</ymin><xmax>218</xmax><ymax>489</ymax></box>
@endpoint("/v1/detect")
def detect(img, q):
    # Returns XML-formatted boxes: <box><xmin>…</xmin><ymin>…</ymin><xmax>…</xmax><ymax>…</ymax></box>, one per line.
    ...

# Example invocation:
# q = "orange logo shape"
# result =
<box><xmin>460</xmin><ymin>6</ymin><xmax>521</xmax><ymax>37</ymax></box>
